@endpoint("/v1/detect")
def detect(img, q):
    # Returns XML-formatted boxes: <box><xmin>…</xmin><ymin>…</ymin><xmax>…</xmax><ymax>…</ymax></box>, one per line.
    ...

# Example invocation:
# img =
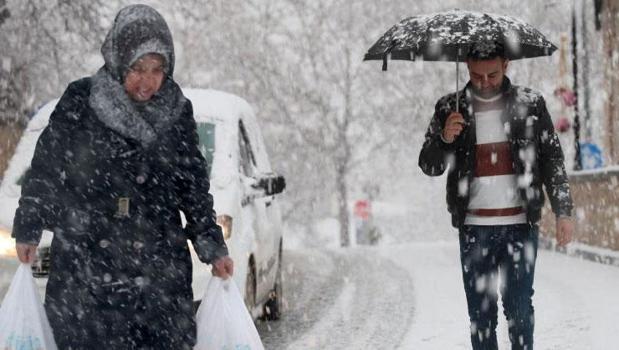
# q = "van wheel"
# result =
<box><xmin>263</xmin><ymin>243</ymin><xmax>283</xmax><ymax>321</ymax></box>
<box><xmin>245</xmin><ymin>257</ymin><xmax>256</xmax><ymax>310</ymax></box>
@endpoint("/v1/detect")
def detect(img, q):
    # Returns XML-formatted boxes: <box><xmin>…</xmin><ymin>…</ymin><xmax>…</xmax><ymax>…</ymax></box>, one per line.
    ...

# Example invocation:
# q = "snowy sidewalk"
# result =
<box><xmin>380</xmin><ymin>241</ymin><xmax>619</xmax><ymax>350</ymax></box>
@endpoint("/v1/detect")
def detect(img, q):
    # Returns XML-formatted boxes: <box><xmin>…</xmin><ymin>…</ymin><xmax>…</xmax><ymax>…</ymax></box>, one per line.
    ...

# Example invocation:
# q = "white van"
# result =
<box><xmin>0</xmin><ymin>88</ymin><xmax>286</xmax><ymax>319</ymax></box>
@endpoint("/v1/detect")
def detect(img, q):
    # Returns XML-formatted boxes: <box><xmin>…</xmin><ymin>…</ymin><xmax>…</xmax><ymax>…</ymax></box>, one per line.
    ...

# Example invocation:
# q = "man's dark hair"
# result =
<box><xmin>466</xmin><ymin>41</ymin><xmax>506</xmax><ymax>60</ymax></box>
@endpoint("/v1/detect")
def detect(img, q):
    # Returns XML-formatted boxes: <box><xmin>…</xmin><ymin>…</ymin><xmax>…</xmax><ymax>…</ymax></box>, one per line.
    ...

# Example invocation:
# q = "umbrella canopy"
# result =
<box><xmin>364</xmin><ymin>10</ymin><xmax>557</xmax><ymax>70</ymax></box>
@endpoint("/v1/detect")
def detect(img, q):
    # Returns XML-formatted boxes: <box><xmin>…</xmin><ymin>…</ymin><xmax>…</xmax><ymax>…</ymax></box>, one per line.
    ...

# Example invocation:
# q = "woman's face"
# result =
<box><xmin>124</xmin><ymin>53</ymin><xmax>165</xmax><ymax>102</ymax></box>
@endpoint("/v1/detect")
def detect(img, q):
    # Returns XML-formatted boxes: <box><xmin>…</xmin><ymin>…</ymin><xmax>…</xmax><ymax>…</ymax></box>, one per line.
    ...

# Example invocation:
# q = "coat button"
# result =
<box><xmin>136</xmin><ymin>175</ymin><xmax>146</xmax><ymax>184</ymax></box>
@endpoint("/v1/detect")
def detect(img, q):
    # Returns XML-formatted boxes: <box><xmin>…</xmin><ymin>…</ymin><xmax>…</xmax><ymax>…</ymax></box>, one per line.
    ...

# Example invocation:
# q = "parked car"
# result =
<box><xmin>0</xmin><ymin>88</ymin><xmax>286</xmax><ymax>319</ymax></box>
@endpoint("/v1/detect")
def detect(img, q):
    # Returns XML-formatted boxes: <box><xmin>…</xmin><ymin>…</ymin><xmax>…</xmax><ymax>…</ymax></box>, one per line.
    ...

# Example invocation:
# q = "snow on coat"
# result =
<box><xmin>418</xmin><ymin>77</ymin><xmax>573</xmax><ymax>228</ymax></box>
<box><xmin>11</xmin><ymin>4</ymin><xmax>227</xmax><ymax>348</ymax></box>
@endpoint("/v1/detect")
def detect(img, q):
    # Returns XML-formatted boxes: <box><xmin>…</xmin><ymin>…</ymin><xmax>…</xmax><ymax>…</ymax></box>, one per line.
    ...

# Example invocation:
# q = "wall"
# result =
<box><xmin>540</xmin><ymin>168</ymin><xmax>619</xmax><ymax>250</ymax></box>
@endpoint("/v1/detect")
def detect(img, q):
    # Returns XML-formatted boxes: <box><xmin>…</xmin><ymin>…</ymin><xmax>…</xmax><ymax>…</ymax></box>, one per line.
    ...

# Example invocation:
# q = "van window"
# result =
<box><xmin>238</xmin><ymin>120</ymin><xmax>256</xmax><ymax>177</ymax></box>
<box><xmin>196</xmin><ymin>122</ymin><xmax>216</xmax><ymax>179</ymax></box>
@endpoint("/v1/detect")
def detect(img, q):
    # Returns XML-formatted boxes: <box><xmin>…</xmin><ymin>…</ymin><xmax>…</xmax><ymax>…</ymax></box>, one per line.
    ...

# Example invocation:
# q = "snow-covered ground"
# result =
<box><xmin>258</xmin><ymin>247</ymin><xmax>415</xmax><ymax>349</ymax></box>
<box><xmin>382</xmin><ymin>241</ymin><xmax>619</xmax><ymax>350</ymax></box>
<box><xmin>258</xmin><ymin>241</ymin><xmax>619</xmax><ymax>350</ymax></box>
<box><xmin>2</xmin><ymin>169</ymin><xmax>618</xmax><ymax>349</ymax></box>
<box><xmin>263</xmin><ymin>171</ymin><xmax>619</xmax><ymax>349</ymax></box>
<box><xmin>3</xmin><ymin>238</ymin><xmax>617</xmax><ymax>349</ymax></box>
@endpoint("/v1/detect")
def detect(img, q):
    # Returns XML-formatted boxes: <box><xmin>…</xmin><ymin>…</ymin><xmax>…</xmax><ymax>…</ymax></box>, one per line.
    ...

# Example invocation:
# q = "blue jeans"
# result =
<box><xmin>459</xmin><ymin>224</ymin><xmax>539</xmax><ymax>350</ymax></box>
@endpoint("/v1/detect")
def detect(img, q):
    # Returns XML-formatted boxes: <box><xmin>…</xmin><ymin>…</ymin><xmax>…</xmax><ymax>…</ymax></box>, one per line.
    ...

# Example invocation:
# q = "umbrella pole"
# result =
<box><xmin>456</xmin><ymin>47</ymin><xmax>461</xmax><ymax>113</ymax></box>
<box><xmin>456</xmin><ymin>61</ymin><xmax>459</xmax><ymax>113</ymax></box>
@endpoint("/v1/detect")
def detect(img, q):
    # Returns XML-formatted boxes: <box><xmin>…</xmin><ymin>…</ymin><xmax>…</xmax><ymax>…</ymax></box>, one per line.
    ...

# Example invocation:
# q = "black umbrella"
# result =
<box><xmin>364</xmin><ymin>10</ymin><xmax>557</xmax><ymax>111</ymax></box>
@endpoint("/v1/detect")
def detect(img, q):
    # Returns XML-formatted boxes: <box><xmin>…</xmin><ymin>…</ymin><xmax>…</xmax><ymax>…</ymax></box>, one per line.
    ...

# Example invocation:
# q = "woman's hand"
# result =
<box><xmin>16</xmin><ymin>243</ymin><xmax>38</xmax><ymax>264</ymax></box>
<box><xmin>212</xmin><ymin>256</ymin><xmax>234</xmax><ymax>280</ymax></box>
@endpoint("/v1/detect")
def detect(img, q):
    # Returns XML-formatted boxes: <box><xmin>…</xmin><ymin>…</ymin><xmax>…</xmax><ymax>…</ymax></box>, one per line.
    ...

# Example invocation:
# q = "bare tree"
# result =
<box><xmin>0</xmin><ymin>0</ymin><xmax>109</xmax><ymax>123</ymax></box>
<box><xmin>179</xmin><ymin>0</ymin><xmax>429</xmax><ymax>246</ymax></box>
<box><xmin>3</xmin><ymin>0</ymin><xmax>576</xmax><ymax>243</ymax></box>
<box><xmin>0</xmin><ymin>0</ymin><xmax>9</xmax><ymax>26</ymax></box>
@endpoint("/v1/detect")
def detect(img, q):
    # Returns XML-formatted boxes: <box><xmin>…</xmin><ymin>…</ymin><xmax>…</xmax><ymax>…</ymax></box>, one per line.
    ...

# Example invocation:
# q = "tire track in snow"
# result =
<box><xmin>257</xmin><ymin>247</ymin><xmax>415</xmax><ymax>349</ymax></box>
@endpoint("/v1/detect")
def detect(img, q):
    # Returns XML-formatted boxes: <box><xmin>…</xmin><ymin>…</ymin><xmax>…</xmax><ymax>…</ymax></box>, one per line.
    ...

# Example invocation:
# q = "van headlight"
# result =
<box><xmin>216</xmin><ymin>215</ymin><xmax>233</xmax><ymax>240</ymax></box>
<box><xmin>0</xmin><ymin>227</ymin><xmax>17</xmax><ymax>257</ymax></box>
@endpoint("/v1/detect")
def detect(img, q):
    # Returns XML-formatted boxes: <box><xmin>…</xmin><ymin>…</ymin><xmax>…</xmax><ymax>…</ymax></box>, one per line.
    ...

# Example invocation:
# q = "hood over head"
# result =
<box><xmin>89</xmin><ymin>4</ymin><xmax>186</xmax><ymax>149</ymax></box>
<box><xmin>101</xmin><ymin>4</ymin><xmax>175</xmax><ymax>82</ymax></box>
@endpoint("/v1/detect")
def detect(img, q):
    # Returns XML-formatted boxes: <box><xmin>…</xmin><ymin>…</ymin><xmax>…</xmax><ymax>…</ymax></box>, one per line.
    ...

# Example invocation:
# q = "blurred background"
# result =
<box><xmin>2</xmin><ymin>0</ymin><xmax>613</xmax><ymax>249</ymax></box>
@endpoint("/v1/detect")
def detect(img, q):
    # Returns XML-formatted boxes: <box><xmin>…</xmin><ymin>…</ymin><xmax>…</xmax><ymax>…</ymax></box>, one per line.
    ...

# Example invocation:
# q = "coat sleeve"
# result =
<box><xmin>175</xmin><ymin>100</ymin><xmax>229</xmax><ymax>265</ymax></box>
<box><xmin>418</xmin><ymin>99</ymin><xmax>455</xmax><ymax>176</ymax></box>
<box><xmin>536</xmin><ymin>96</ymin><xmax>573</xmax><ymax>218</ymax></box>
<box><xmin>11</xmin><ymin>82</ymin><xmax>83</xmax><ymax>244</ymax></box>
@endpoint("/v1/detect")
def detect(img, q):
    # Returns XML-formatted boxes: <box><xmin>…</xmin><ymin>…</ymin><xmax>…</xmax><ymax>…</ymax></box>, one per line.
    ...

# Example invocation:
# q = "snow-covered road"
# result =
<box><xmin>2</xmin><ymin>240</ymin><xmax>618</xmax><ymax>349</ymax></box>
<box><xmin>261</xmin><ymin>242</ymin><xmax>619</xmax><ymax>350</ymax></box>
<box><xmin>258</xmin><ymin>248</ymin><xmax>416</xmax><ymax>349</ymax></box>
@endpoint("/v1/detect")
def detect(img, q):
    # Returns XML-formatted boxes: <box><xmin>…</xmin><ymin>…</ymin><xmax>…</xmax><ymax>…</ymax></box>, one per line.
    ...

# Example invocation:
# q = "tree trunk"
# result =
<box><xmin>337</xmin><ymin>39</ymin><xmax>354</xmax><ymax>248</ymax></box>
<box><xmin>336</xmin><ymin>164</ymin><xmax>349</xmax><ymax>247</ymax></box>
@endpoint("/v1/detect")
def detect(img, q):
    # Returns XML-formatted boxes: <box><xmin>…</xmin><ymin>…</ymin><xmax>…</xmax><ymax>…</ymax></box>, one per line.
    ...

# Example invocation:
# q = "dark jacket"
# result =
<box><xmin>418</xmin><ymin>77</ymin><xmax>573</xmax><ymax>228</ymax></box>
<box><xmin>12</xmin><ymin>77</ymin><xmax>228</xmax><ymax>349</ymax></box>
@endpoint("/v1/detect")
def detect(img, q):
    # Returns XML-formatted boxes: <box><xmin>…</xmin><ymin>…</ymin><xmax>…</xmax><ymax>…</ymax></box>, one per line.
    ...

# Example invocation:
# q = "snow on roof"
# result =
<box><xmin>182</xmin><ymin>87</ymin><xmax>272</xmax><ymax>173</ymax></box>
<box><xmin>182</xmin><ymin>88</ymin><xmax>255</xmax><ymax>125</ymax></box>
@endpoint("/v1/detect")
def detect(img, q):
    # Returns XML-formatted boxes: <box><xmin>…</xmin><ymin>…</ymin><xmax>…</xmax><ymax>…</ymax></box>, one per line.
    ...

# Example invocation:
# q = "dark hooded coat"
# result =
<box><xmin>11</xmin><ymin>5</ymin><xmax>228</xmax><ymax>349</ymax></box>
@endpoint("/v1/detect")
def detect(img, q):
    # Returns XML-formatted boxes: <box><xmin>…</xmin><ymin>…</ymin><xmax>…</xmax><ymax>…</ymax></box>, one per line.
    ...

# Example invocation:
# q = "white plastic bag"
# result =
<box><xmin>194</xmin><ymin>277</ymin><xmax>265</xmax><ymax>350</ymax></box>
<box><xmin>0</xmin><ymin>263</ymin><xmax>58</xmax><ymax>350</ymax></box>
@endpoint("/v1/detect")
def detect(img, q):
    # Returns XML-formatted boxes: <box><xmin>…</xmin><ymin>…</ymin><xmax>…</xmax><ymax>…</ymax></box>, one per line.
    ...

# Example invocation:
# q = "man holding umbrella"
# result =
<box><xmin>366</xmin><ymin>10</ymin><xmax>574</xmax><ymax>349</ymax></box>
<box><xmin>418</xmin><ymin>40</ymin><xmax>574</xmax><ymax>349</ymax></box>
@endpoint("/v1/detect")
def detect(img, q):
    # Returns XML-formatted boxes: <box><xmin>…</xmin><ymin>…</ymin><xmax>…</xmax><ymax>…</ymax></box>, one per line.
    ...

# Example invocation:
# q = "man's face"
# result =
<box><xmin>124</xmin><ymin>53</ymin><xmax>165</xmax><ymax>102</ymax></box>
<box><xmin>466</xmin><ymin>57</ymin><xmax>508</xmax><ymax>98</ymax></box>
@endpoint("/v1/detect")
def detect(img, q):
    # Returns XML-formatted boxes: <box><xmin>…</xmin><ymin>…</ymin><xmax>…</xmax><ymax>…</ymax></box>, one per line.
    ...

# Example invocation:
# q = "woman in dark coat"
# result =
<box><xmin>11</xmin><ymin>5</ymin><xmax>233</xmax><ymax>349</ymax></box>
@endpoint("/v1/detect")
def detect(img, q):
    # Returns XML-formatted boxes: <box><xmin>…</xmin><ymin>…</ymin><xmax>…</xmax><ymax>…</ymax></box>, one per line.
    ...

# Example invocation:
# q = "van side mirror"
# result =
<box><xmin>256</xmin><ymin>174</ymin><xmax>286</xmax><ymax>196</ymax></box>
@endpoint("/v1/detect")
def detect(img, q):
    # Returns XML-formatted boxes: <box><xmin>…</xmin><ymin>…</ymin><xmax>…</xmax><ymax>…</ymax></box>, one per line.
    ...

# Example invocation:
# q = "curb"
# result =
<box><xmin>539</xmin><ymin>235</ymin><xmax>619</xmax><ymax>267</ymax></box>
